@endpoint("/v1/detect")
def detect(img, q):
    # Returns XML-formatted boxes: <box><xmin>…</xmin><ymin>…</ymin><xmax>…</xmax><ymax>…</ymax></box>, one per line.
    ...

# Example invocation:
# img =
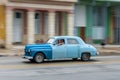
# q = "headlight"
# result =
<box><xmin>25</xmin><ymin>49</ymin><xmax>31</xmax><ymax>53</ymax></box>
<box><xmin>28</xmin><ymin>49</ymin><xmax>31</xmax><ymax>53</ymax></box>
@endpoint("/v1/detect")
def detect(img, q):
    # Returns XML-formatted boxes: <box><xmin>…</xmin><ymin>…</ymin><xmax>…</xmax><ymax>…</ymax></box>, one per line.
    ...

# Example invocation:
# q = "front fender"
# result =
<box><xmin>30</xmin><ymin>47</ymin><xmax>52</xmax><ymax>59</ymax></box>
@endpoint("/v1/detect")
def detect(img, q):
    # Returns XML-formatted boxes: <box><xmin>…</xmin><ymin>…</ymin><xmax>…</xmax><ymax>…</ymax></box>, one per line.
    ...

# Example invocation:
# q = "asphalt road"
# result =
<box><xmin>0</xmin><ymin>56</ymin><xmax>120</xmax><ymax>80</ymax></box>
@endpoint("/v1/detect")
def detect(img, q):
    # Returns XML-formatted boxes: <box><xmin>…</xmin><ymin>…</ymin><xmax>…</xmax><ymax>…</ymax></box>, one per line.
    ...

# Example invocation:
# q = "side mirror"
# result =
<box><xmin>53</xmin><ymin>42</ymin><xmax>57</xmax><ymax>46</ymax></box>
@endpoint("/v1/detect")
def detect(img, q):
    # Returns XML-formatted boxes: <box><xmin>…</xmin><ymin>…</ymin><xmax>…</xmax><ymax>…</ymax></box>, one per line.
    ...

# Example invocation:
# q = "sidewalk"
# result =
<box><xmin>95</xmin><ymin>45</ymin><xmax>120</xmax><ymax>56</ymax></box>
<box><xmin>0</xmin><ymin>45</ymin><xmax>120</xmax><ymax>56</ymax></box>
<box><xmin>0</xmin><ymin>45</ymin><xmax>24</xmax><ymax>56</ymax></box>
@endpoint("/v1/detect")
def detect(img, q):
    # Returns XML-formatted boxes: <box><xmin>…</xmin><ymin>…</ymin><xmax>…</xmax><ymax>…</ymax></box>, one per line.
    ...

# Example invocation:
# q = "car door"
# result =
<box><xmin>52</xmin><ymin>39</ymin><xmax>67</xmax><ymax>59</ymax></box>
<box><xmin>66</xmin><ymin>38</ymin><xmax>79</xmax><ymax>58</ymax></box>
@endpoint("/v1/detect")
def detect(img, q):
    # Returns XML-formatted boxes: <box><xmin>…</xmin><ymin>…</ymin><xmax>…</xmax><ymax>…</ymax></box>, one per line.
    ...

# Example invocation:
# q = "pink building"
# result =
<box><xmin>0</xmin><ymin>0</ymin><xmax>77</xmax><ymax>48</ymax></box>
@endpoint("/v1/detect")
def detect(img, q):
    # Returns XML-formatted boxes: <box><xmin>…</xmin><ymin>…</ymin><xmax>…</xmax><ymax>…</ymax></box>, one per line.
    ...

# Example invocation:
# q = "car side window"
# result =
<box><xmin>67</xmin><ymin>39</ymin><xmax>79</xmax><ymax>44</ymax></box>
<box><xmin>55</xmin><ymin>39</ymin><xmax>65</xmax><ymax>45</ymax></box>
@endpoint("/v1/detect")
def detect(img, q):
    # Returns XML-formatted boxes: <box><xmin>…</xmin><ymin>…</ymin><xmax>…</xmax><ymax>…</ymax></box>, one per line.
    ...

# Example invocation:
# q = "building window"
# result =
<box><xmin>93</xmin><ymin>6</ymin><xmax>106</xmax><ymax>27</ymax></box>
<box><xmin>16</xmin><ymin>12</ymin><xmax>21</xmax><ymax>18</ymax></box>
<box><xmin>35</xmin><ymin>13</ymin><xmax>39</xmax><ymax>19</ymax></box>
<box><xmin>35</xmin><ymin>13</ymin><xmax>41</xmax><ymax>34</ymax></box>
<box><xmin>92</xmin><ymin>6</ymin><xmax>106</xmax><ymax>40</ymax></box>
<box><xmin>44</xmin><ymin>12</ymin><xmax>48</xmax><ymax>35</ymax></box>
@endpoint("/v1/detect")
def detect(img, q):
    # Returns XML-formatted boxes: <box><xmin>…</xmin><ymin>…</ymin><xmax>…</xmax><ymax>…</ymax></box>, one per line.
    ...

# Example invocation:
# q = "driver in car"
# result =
<box><xmin>58</xmin><ymin>39</ymin><xmax>64</xmax><ymax>45</ymax></box>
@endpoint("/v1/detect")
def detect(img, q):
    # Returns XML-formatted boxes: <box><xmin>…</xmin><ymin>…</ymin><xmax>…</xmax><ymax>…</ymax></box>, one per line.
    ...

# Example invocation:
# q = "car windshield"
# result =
<box><xmin>47</xmin><ymin>38</ymin><xmax>55</xmax><ymax>44</ymax></box>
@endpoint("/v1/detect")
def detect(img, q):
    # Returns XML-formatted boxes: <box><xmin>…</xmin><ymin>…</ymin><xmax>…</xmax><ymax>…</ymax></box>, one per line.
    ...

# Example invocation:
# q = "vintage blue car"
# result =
<box><xmin>23</xmin><ymin>36</ymin><xmax>99</xmax><ymax>63</ymax></box>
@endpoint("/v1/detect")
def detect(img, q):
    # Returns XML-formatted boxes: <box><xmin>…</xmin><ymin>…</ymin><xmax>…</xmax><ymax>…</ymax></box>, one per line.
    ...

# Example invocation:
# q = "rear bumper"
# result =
<box><xmin>97</xmin><ymin>52</ymin><xmax>99</xmax><ymax>55</ymax></box>
<box><xmin>23</xmin><ymin>56</ymin><xmax>33</xmax><ymax>59</ymax></box>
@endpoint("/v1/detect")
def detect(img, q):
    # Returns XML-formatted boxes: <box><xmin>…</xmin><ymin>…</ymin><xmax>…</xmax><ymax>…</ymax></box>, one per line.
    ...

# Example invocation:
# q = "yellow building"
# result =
<box><xmin>0</xmin><ymin>0</ymin><xmax>77</xmax><ymax>48</ymax></box>
<box><xmin>0</xmin><ymin>2</ymin><xmax>5</xmax><ymax>48</ymax></box>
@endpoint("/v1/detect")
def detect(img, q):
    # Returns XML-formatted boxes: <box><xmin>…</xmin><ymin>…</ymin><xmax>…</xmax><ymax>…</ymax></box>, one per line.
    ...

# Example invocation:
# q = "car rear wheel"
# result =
<box><xmin>34</xmin><ymin>53</ymin><xmax>44</xmax><ymax>63</ymax></box>
<box><xmin>81</xmin><ymin>53</ymin><xmax>90</xmax><ymax>61</ymax></box>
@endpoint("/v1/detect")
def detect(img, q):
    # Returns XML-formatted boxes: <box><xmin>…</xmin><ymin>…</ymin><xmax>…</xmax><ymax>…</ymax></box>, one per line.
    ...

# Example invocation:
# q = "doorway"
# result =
<box><xmin>13</xmin><ymin>11</ymin><xmax>23</xmax><ymax>43</ymax></box>
<box><xmin>113</xmin><ymin>7</ymin><xmax>120</xmax><ymax>44</ymax></box>
<box><xmin>80</xmin><ymin>27</ymin><xmax>86</xmax><ymax>41</ymax></box>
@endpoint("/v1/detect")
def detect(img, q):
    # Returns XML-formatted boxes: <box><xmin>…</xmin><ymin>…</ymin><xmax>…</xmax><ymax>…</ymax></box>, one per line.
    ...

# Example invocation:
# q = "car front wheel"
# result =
<box><xmin>34</xmin><ymin>53</ymin><xmax>44</xmax><ymax>63</ymax></box>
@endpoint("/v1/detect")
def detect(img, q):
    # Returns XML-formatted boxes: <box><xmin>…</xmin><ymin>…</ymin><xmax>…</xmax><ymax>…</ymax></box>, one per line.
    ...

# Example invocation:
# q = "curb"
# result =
<box><xmin>99</xmin><ymin>52</ymin><xmax>120</xmax><ymax>56</ymax></box>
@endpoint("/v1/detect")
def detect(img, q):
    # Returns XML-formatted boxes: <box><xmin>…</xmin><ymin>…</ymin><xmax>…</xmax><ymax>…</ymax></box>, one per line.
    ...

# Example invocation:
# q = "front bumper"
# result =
<box><xmin>23</xmin><ymin>56</ymin><xmax>33</xmax><ymax>59</ymax></box>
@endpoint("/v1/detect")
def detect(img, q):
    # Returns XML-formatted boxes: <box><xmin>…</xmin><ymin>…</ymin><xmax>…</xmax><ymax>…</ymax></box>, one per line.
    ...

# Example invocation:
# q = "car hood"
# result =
<box><xmin>25</xmin><ymin>44</ymin><xmax>51</xmax><ymax>50</ymax></box>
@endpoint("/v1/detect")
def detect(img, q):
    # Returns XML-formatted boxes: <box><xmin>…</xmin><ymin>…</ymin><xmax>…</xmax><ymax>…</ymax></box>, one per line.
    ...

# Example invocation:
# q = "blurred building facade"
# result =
<box><xmin>0</xmin><ymin>0</ymin><xmax>77</xmax><ymax>48</ymax></box>
<box><xmin>1</xmin><ymin>0</ymin><xmax>120</xmax><ymax>48</ymax></box>
<box><xmin>75</xmin><ymin>0</ymin><xmax>120</xmax><ymax>45</ymax></box>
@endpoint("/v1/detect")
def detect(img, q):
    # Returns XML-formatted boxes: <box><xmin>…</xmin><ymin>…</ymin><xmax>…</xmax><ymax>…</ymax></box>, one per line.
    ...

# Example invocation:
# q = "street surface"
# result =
<box><xmin>0</xmin><ymin>56</ymin><xmax>120</xmax><ymax>80</ymax></box>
